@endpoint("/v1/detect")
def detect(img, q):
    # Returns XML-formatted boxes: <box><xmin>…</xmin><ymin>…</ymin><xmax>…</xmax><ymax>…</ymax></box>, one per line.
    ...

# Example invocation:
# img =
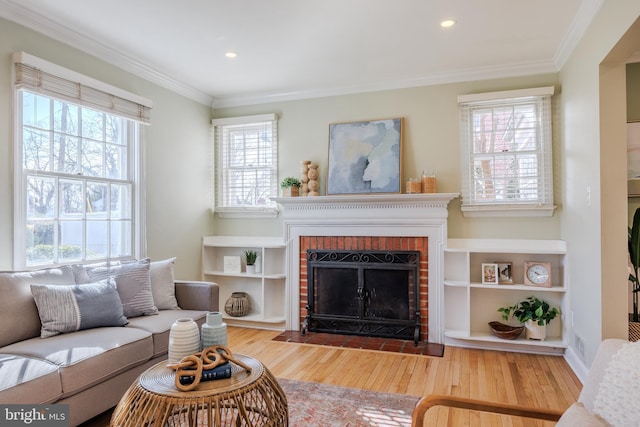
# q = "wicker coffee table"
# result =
<box><xmin>110</xmin><ymin>354</ymin><xmax>288</xmax><ymax>426</ymax></box>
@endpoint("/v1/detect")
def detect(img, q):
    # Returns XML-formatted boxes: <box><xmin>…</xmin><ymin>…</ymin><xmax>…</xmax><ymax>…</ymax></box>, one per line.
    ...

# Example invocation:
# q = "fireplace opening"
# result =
<box><xmin>302</xmin><ymin>250</ymin><xmax>421</xmax><ymax>344</ymax></box>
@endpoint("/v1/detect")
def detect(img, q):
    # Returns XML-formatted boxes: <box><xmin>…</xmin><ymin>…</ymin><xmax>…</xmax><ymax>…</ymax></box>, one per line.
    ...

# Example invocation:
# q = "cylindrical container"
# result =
<box><xmin>525</xmin><ymin>320</ymin><xmax>547</xmax><ymax>340</ymax></box>
<box><xmin>201</xmin><ymin>311</ymin><xmax>228</xmax><ymax>348</ymax></box>
<box><xmin>168</xmin><ymin>318</ymin><xmax>201</xmax><ymax>363</ymax></box>
<box><xmin>224</xmin><ymin>292</ymin><xmax>250</xmax><ymax>317</ymax></box>
<box><xmin>405</xmin><ymin>178</ymin><xmax>421</xmax><ymax>193</ymax></box>
<box><xmin>421</xmin><ymin>170</ymin><xmax>437</xmax><ymax>193</ymax></box>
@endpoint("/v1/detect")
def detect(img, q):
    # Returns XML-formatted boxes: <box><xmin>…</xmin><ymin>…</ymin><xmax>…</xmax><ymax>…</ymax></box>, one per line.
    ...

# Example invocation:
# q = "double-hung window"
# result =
<box><xmin>458</xmin><ymin>86</ymin><xmax>555</xmax><ymax>217</ymax></box>
<box><xmin>213</xmin><ymin>114</ymin><xmax>278</xmax><ymax>218</ymax></box>
<box><xmin>13</xmin><ymin>52</ymin><xmax>152</xmax><ymax>268</ymax></box>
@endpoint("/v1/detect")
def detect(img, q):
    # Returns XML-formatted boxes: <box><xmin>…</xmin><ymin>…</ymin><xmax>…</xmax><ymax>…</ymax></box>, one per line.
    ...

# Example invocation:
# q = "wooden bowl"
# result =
<box><xmin>488</xmin><ymin>321</ymin><xmax>524</xmax><ymax>340</ymax></box>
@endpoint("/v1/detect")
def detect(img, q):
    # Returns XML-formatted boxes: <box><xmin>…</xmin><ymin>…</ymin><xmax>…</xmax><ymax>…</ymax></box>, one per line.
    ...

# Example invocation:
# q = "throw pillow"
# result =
<box><xmin>31</xmin><ymin>279</ymin><xmax>128</xmax><ymax>338</ymax></box>
<box><xmin>150</xmin><ymin>257</ymin><xmax>180</xmax><ymax>310</ymax></box>
<box><xmin>592</xmin><ymin>341</ymin><xmax>640</xmax><ymax>426</ymax></box>
<box><xmin>87</xmin><ymin>258</ymin><xmax>159</xmax><ymax>318</ymax></box>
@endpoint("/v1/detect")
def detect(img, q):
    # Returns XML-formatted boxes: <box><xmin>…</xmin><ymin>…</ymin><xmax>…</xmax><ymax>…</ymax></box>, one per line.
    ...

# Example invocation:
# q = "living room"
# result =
<box><xmin>1</xmin><ymin>1</ymin><xmax>640</xmax><ymax>426</ymax></box>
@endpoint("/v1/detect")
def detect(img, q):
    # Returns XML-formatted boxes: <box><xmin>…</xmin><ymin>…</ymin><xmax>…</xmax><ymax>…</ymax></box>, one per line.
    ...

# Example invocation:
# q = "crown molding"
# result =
<box><xmin>214</xmin><ymin>59</ymin><xmax>558</xmax><ymax>108</ymax></box>
<box><xmin>1</xmin><ymin>0</ymin><xmax>598</xmax><ymax>110</ymax></box>
<box><xmin>554</xmin><ymin>0</ymin><xmax>604</xmax><ymax>69</ymax></box>
<box><xmin>0</xmin><ymin>0</ymin><xmax>214</xmax><ymax>107</ymax></box>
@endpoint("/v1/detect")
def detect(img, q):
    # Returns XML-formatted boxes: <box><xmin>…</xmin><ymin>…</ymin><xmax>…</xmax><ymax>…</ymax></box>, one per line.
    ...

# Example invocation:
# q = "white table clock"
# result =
<box><xmin>524</xmin><ymin>261</ymin><xmax>552</xmax><ymax>287</ymax></box>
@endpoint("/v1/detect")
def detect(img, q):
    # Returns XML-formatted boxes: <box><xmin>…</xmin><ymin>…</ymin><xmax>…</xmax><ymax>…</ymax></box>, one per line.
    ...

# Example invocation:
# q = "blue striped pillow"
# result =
<box><xmin>31</xmin><ymin>279</ymin><xmax>128</xmax><ymax>338</ymax></box>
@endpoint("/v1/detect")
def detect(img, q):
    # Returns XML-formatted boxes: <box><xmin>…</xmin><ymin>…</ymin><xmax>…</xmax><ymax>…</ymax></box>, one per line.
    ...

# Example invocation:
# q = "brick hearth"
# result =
<box><xmin>299</xmin><ymin>235</ymin><xmax>429</xmax><ymax>340</ymax></box>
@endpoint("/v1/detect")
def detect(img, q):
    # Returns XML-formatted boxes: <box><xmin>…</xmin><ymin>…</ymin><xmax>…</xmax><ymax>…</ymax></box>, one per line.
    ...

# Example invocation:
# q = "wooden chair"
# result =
<box><xmin>411</xmin><ymin>395</ymin><xmax>563</xmax><ymax>425</ymax></box>
<box><xmin>412</xmin><ymin>339</ymin><xmax>628</xmax><ymax>426</ymax></box>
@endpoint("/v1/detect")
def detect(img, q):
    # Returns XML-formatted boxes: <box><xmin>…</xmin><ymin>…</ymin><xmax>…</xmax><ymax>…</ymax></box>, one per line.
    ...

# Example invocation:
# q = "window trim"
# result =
<box><xmin>212</xmin><ymin>114</ymin><xmax>279</xmax><ymax>219</ymax></box>
<box><xmin>458</xmin><ymin>86</ymin><xmax>556</xmax><ymax>218</ymax></box>
<box><xmin>12</xmin><ymin>54</ymin><xmax>148</xmax><ymax>269</ymax></box>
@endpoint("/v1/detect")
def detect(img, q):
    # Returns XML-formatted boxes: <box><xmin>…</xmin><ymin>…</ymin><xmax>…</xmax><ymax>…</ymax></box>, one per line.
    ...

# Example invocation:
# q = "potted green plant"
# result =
<box><xmin>498</xmin><ymin>296</ymin><xmax>560</xmax><ymax>340</ymax></box>
<box><xmin>280</xmin><ymin>177</ymin><xmax>301</xmax><ymax>197</ymax></box>
<box><xmin>244</xmin><ymin>250</ymin><xmax>259</xmax><ymax>274</ymax></box>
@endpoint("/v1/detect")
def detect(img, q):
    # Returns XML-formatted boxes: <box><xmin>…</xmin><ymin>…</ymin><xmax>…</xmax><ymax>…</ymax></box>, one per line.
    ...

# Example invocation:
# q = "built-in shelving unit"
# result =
<box><xmin>202</xmin><ymin>236</ymin><xmax>286</xmax><ymax>330</ymax></box>
<box><xmin>444</xmin><ymin>238</ymin><xmax>568</xmax><ymax>355</ymax></box>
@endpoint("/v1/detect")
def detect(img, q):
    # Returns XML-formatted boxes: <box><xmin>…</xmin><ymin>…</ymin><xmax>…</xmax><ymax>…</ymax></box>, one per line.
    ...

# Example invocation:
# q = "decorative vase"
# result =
<box><xmin>225</xmin><ymin>292</ymin><xmax>250</xmax><ymax>317</ymax></box>
<box><xmin>168</xmin><ymin>318</ymin><xmax>201</xmax><ymax>363</ymax></box>
<box><xmin>525</xmin><ymin>320</ymin><xmax>547</xmax><ymax>340</ymax></box>
<box><xmin>201</xmin><ymin>311</ymin><xmax>228</xmax><ymax>348</ymax></box>
<box><xmin>246</xmin><ymin>264</ymin><xmax>256</xmax><ymax>274</ymax></box>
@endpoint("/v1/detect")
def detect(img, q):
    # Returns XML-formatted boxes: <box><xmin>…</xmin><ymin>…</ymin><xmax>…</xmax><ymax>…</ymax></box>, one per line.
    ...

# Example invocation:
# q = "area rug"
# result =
<box><xmin>279</xmin><ymin>378</ymin><xmax>419</xmax><ymax>427</ymax></box>
<box><xmin>273</xmin><ymin>330</ymin><xmax>445</xmax><ymax>357</ymax></box>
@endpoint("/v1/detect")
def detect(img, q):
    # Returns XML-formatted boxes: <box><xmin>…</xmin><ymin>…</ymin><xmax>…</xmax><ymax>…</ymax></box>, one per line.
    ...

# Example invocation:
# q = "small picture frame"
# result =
<box><xmin>223</xmin><ymin>256</ymin><xmax>242</xmax><ymax>274</ymax></box>
<box><xmin>481</xmin><ymin>263</ymin><xmax>499</xmax><ymax>285</ymax></box>
<box><xmin>496</xmin><ymin>262</ymin><xmax>513</xmax><ymax>284</ymax></box>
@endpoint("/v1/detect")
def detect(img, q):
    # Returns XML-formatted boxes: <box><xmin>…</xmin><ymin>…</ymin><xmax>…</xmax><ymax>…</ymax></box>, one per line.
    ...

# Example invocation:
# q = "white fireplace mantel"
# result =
<box><xmin>272</xmin><ymin>193</ymin><xmax>459</xmax><ymax>344</ymax></box>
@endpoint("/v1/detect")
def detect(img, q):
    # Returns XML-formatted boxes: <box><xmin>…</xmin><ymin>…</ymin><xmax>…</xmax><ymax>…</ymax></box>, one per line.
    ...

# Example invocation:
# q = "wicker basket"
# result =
<box><xmin>488</xmin><ymin>321</ymin><xmax>524</xmax><ymax>340</ymax></box>
<box><xmin>225</xmin><ymin>292</ymin><xmax>250</xmax><ymax>317</ymax></box>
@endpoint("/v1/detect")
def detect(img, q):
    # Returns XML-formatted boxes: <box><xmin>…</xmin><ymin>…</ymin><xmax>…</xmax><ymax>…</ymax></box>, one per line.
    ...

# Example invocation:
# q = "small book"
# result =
<box><xmin>179</xmin><ymin>362</ymin><xmax>233</xmax><ymax>385</ymax></box>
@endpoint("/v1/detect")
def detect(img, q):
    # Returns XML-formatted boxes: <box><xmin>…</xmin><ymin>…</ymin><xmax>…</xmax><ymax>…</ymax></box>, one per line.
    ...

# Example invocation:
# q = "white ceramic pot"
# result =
<box><xmin>246</xmin><ymin>264</ymin><xmax>256</xmax><ymax>274</ymax></box>
<box><xmin>525</xmin><ymin>319</ymin><xmax>547</xmax><ymax>340</ymax></box>
<box><xmin>168</xmin><ymin>318</ymin><xmax>201</xmax><ymax>363</ymax></box>
<box><xmin>201</xmin><ymin>311</ymin><xmax>228</xmax><ymax>348</ymax></box>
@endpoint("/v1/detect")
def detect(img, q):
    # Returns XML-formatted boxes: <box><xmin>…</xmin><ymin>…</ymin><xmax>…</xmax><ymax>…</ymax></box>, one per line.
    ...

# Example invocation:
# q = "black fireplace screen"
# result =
<box><xmin>302</xmin><ymin>250</ymin><xmax>421</xmax><ymax>343</ymax></box>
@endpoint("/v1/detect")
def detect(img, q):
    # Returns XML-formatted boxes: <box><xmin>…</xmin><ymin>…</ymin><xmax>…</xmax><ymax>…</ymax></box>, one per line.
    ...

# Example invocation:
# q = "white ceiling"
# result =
<box><xmin>1</xmin><ymin>0</ymin><xmax>604</xmax><ymax>107</ymax></box>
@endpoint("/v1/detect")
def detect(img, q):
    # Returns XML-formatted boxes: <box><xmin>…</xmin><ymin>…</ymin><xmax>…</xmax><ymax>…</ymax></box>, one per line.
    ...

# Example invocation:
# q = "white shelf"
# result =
<box><xmin>468</xmin><ymin>283</ymin><xmax>567</xmax><ymax>292</ymax></box>
<box><xmin>443</xmin><ymin>238</ymin><xmax>568</xmax><ymax>354</ymax></box>
<box><xmin>202</xmin><ymin>236</ymin><xmax>287</xmax><ymax>331</ymax></box>
<box><xmin>203</xmin><ymin>270</ymin><xmax>286</xmax><ymax>280</ymax></box>
<box><xmin>447</xmin><ymin>238</ymin><xmax>567</xmax><ymax>254</ymax></box>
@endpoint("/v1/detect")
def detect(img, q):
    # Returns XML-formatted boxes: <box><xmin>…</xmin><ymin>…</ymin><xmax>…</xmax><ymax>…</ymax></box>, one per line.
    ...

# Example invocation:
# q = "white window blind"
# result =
<box><xmin>14</xmin><ymin>52</ymin><xmax>152</xmax><ymax>124</ymax></box>
<box><xmin>213</xmin><ymin>114</ymin><xmax>278</xmax><ymax>217</ymax></box>
<box><xmin>458</xmin><ymin>87</ymin><xmax>555</xmax><ymax>217</ymax></box>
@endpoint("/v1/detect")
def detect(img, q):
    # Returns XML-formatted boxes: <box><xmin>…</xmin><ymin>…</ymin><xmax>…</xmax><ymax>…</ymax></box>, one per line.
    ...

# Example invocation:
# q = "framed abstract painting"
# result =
<box><xmin>327</xmin><ymin>118</ymin><xmax>402</xmax><ymax>195</ymax></box>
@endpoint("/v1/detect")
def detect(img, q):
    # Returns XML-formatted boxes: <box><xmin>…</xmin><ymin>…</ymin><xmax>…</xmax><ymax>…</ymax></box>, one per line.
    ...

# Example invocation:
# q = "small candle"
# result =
<box><xmin>421</xmin><ymin>170</ymin><xmax>437</xmax><ymax>193</ymax></box>
<box><xmin>406</xmin><ymin>178</ymin><xmax>421</xmax><ymax>194</ymax></box>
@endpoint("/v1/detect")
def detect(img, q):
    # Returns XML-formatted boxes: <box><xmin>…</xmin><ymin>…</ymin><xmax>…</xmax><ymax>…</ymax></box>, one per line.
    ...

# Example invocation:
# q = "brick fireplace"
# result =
<box><xmin>299</xmin><ymin>235</ymin><xmax>429</xmax><ymax>340</ymax></box>
<box><xmin>272</xmin><ymin>192</ymin><xmax>458</xmax><ymax>344</ymax></box>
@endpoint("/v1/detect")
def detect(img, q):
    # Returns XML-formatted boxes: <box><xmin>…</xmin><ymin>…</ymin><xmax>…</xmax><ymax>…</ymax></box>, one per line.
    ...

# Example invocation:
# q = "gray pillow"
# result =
<box><xmin>87</xmin><ymin>258</ymin><xmax>158</xmax><ymax>317</ymax></box>
<box><xmin>31</xmin><ymin>279</ymin><xmax>128</xmax><ymax>338</ymax></box>
<box><xmin>150</xmin><ymin>257</ymin><xmax>180</xmax><ymax>310</ymax></box>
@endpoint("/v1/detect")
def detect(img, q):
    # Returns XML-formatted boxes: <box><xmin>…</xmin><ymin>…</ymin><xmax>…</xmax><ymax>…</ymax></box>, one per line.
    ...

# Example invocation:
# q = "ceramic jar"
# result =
<box><xmin>201</xmin><ymin>311</ymin><xmax>228</xmax><ymax>348</ymax></box>
<box><xmin>168</xmin><ymin>318</ymin><xmax>201</xmax><ymax>363</ymax></box>
<box><xmin>224</xmin><ymin>292</ymin><xmax>250</xmax><ymax>317</ymax></box>
<box><xmin>525</xmin><ymin>319</ymin><xmax>547</xmax><ymax>340</ymax></box>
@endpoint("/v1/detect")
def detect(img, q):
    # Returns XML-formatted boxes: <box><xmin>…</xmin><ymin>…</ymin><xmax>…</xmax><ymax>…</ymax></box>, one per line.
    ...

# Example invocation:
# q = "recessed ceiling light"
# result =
<box><xmin>440</xmin><ymin>19</ymin><xmax>456</xmax><ymax>28</ymax></box>
<box><xmin>225</xmin><ymin>52</ymin><xmax>237</xmax><ymax>59</ymax></box>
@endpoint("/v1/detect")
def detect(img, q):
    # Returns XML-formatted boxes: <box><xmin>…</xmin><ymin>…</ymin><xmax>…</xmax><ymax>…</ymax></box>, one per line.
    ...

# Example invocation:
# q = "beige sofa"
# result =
<box><xmin>0</xmin><ymin>259</ymin><xmax>219</xmax><ymax>426</ymax></box>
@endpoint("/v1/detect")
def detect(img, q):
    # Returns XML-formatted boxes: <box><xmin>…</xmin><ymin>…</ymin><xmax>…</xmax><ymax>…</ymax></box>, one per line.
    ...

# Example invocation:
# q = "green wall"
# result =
<box><xmin>0</xmin><ymin>18</ymin><xmax>213</xmax><ymax>279</ymax></box>
<box><xmin>213</xmin><ymin>75</ymin><xmax>562</xmax><ymax>240</ymax></box>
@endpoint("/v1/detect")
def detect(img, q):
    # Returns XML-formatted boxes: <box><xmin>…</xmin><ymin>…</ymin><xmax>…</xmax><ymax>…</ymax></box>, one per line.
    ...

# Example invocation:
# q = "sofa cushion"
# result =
<box><xmin>88</xmin><ymin>258</ymin><xmax>159</xmax><ymax>318</ymax></box>
<box><xmin>0</xmin><ymin>265</ymin><xmax>76</xmax><ymax>347</ymax></box>
<box><xmin>126</xmin><ymin>310</ymin><xmax>206</xmax><ymax>357</ymax></box>
<box><xmin>31</xmin><ymin>279</ymin><xmax>128</xmax><ymax>338</ymax></box>
<box><xmin>592</xmin><ymin>340</ymin><xmax>640</xmax><ymax>426</ymax></box>
<box><xmin>0</xmin><ymin>354</ymin><xmax>62</xmax><ymax>404</ymax></box>
<box><xmin>2</xmin><ymin>327</ymin><xmax>153</xmax><ymax>397</ymax></box>
<box><xmin>150</xmin><ymin>257</ymin><xmax>180</xmax><ymax>310</ymax></box>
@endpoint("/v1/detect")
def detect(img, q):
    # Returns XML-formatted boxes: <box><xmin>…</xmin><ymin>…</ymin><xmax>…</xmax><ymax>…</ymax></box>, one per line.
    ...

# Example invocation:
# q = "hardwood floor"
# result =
<box><xmin>83</xmin><ymin>326</ymin><xmax>581</xmax><ymax>426</ymax></box>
